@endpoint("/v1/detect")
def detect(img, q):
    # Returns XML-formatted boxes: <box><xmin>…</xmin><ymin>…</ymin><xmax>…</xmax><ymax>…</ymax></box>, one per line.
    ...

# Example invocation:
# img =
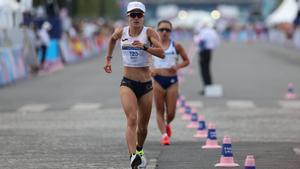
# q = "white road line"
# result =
<box><xmin>227</xmin><ymin>100</ymin><xmax>256</xmax><ymax>109</ymax></box>
<box><xmin>186</xmin><ymin>100</ymin><xmax>204</xmax><ymax>108</ymax></box>
<box><xmin>107</xmin><ymin>158</ymin><xmax>156</xmax><ymax>169</ymax></box>
<box><xmin>147</xmin><ymin>158</ymin><xmax>157</xmax><ymax>169</ymax></box>
<box><xmin>17</xmin><ymin>104</ymin><xmax>49</xmax><ymax>113</ymax></box>
<box><xmin>293</xmin><ymin>147</ymin><xmax>300</xmax><ymax>155</ymax></box>
<box><xmin>70</xmin><ymin>103</ymin><xmax>102</xmax><ymax>111</ymax></box>
<box><xmin>279</xmin><ymin>100</ymin><xmax>300</xmax><ymax>109</ymax></box>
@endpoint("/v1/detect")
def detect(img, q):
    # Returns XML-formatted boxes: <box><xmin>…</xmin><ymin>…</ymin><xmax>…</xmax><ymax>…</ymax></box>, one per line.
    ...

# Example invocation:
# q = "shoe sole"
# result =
<box><xmin>137</xmin><ymin>163</ymin><xmax>147</xmax><ymax>169</ymax></box>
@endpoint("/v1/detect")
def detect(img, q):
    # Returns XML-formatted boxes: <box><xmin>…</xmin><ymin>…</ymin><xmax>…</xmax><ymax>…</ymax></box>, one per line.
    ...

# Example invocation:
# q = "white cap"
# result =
<box><xmin>127</xmin><ymin>1</ymin><xmax>146</xmax><ymax>13</ymax></box>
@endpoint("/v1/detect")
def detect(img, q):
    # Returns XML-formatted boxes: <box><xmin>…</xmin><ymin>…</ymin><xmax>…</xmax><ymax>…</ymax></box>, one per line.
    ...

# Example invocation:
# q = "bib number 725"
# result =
<box><xmin>129</xmin><ymin>51</ymin><xmax>139</xmax><ymax>57</ymax></box>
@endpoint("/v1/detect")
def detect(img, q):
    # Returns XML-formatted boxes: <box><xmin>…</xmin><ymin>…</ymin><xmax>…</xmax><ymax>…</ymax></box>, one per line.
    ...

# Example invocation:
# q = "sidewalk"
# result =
<box><xmin>156</xmin><ymin>141</ymin><xmax>300</xmax><ymax>169</ymax></box>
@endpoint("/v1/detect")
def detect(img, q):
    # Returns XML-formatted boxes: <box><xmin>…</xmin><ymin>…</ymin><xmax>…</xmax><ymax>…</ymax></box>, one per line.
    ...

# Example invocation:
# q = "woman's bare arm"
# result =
<box><xmin>103</xmin><ymin>28</ymin><xmax>122</xmax><ymax>73</ymax></box>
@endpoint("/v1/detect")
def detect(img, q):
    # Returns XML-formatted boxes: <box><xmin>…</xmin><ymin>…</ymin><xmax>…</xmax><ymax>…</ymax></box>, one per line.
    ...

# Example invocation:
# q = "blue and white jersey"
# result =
<box><xmin>121</xmin><ymin>26</ymin><xmax>151</xmax><ymax>67</ymax></box>
<box><xmin>152</xmin><ymin>41</ymin><xmax>178</xmax><ymax>69</ymax></box>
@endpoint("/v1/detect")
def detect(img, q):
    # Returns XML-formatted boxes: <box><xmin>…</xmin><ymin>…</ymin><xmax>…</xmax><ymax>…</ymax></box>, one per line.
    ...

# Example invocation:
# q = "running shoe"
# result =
<box><xmin>165</xmin><ymin>124</ymin><xmax>172</xmax><ymax>137</ymax></box>
<box><xmin>136</xmin><ymin>149</ymin><xmax>147</xmax><ymax>169</ymax></box>
<box><xmin>130</xmin><ymin>154</ymin><xmax>141</xmax><ymax>169</ymax></box>
<box><xmin>161</xmin><ymin>135</ymin><xmax>171</xmax><ymax>145</ymax></box>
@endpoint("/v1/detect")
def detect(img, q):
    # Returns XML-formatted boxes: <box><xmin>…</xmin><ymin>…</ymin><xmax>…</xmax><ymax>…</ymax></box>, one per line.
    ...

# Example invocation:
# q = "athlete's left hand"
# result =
<box><xmin>132</xmin><ymin>40</ymin><xmax>144</xmax><ymax>49</ymax></box>
<box><xmin>150</xmin><ymin>69</ymin><xmax>157</xmax><ymax>77</ymax></box>
<box><xmin>170</xmin><ymin>65</ymin><xmax>179</xmax><ymax>72</ymax></box>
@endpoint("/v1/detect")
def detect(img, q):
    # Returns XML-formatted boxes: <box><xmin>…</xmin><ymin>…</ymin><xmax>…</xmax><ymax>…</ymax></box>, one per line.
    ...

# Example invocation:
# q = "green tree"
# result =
<box><xmin>33</xmin><ymin>0</ymin><xmax>120</xmax><ymax>19</ymax></box>
<box><xmin>73</xmin><ymin>0</ymin><xmax>120</xmax><ymax>19</ymax></box>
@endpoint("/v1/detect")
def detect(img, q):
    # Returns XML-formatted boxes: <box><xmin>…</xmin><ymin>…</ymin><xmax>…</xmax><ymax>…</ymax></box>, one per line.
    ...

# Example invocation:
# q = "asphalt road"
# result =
<box><xmin>0</xmin><ymin>41</ymin><xmax>300</xmax><ymax>168</ymax></box>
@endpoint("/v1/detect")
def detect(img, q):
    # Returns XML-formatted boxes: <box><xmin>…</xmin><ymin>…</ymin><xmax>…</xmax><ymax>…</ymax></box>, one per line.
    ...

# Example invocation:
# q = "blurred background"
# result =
<box><xmin>1</xmin><ymin>1</ymin><xmax>300</xmax><ymax>168</ymax></box>
<box><xmin>0</xmin><ymin>0</ymin><xmax>299</xmax><ymax>87</ymax></box>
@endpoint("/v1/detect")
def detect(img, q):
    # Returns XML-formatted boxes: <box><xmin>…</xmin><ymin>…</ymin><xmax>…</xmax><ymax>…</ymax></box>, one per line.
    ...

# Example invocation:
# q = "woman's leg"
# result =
<box><xmin>201</xmin><ymin>50</ymin><xmax>212</xmax><ymax>86</ymax></box>
<box><xmin>120</xmin><ymin>86</ymin><xmax>138</xmax><ymax>154</ymax></box>
<box><xmin>40</xmin><ymin>45</ymin><xmax>47</xmax><ymax>68</ymax></box>
<box><xmin>137</xmin><ymin>90</ymin><xmax>153</xmax><ymax>148</ymax></box>
<box><xmin>153</xmin><ymin>81</ymin><xmax>166</xmax><ymax>134</ymax></box>
<box><xmin>166</xmin><ymin>83</ymin><xmax>178</xmax><ymax>124</ymax></box>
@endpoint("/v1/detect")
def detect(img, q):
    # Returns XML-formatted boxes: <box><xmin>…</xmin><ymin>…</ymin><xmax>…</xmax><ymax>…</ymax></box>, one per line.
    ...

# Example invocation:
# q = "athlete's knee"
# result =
<box><xmin>137</xmin><ymin>126</ymin><xmax>148</xmax><ymax>135</ymax></box>
<box><xmin>156</xmin><ymin>109</ymin><xmax>164</xmax><ymax>117</ymax></box>
<box><xmin>167</xmin><ymin>112</ymin><xmax>175</xmax><ymax>121</ymax></box>
<box><xmin>127</xmin><ymin>115</ymin><xmax>137</xmax><ymax>128</ymax></box>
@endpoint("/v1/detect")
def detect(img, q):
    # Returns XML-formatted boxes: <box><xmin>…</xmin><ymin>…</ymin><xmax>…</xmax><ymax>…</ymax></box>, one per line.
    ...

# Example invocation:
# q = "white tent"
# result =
<box><xmin>217</xmin><ymin>5</ymin><xmax>240</xmax><ymax>19</ymax></box>
<box><xmin>171</xmin><ymin>10</ymin><xmax>214</xmax><ymax>29</ymax></box>
<box><xmin>156</xmin><ymin>5</ymin><xmax>179</xmax><ymax>20</ymax></box>
<box><xmin>0</xmin><ymin>0</ymin><xmax>24</xmax><ymax>29</ymax></box>
<box><xmin>266</xmin><ymin>0</ymin><xmax>299</xmax><ymax>26</ymax></box>
<box><xmin>20</xmin><ymin>0</ymin><xmax>33</xmax><ymax>11</ymax></box>
<box><xmin>0</xmin><ymin>0</ymin><xmax>23</xmax><ymax>11</ymax></box>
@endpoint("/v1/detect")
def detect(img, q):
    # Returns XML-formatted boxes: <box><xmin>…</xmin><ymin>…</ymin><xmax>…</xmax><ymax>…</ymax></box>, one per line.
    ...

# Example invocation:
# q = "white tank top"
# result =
<box><xmin>153</xmin><ymin>41</ymin><xmax>178</xmax><ymax>69</ymax></box>
<box><xmin>121</xmin><ymin>26</ymin><xmax>151</xmax><ymax>67</ymax></box>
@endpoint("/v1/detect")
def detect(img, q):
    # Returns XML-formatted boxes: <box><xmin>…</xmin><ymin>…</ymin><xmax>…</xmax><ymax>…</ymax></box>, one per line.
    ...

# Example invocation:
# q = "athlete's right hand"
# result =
<box><xmin>104</xmin><ymin>64</ymin><xmax>112</xmax><ymax>73</ymax></box>
<box><xmin>104</xmin><ymin>56</ymin><xmax>112</xmax><ymax>73</ymax></box>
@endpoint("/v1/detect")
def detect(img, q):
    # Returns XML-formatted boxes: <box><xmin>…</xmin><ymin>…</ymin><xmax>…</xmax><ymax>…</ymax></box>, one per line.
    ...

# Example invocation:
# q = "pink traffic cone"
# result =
<box><xmin>176</xmin><ymin>100</ymin><xmax>181</xmax><ymax>108</ymax></box>
<box><xmin>176</xmin><ymin>95</ymin><xmax>185</xmax><ymax>109</ymax></box>
<box><xmin>202</xmin><ymin>123</ymin><xmax>221</xmax><ymax>149</ymax></box>
<box><xmin>215</xmin><ymin>136</ymin><xmax>239</xmax><ymax>167</ymax></box>
<box><xmin>193</xmin><ymin>115</ymin><xmax>207</xmax><ymax>138</ymax></box>
<box><xmin>187</xmin><ymin>111</ymin><xmax>198</xmax><ymax>128</ymax></box>
<box><xmin>285</xmin><ymin>83</ymin><xmax>296</xmax><ymax>100</ymax></box>
<box><xmin>178</xmin><ymin>107</ymin><xmax>185</xmax><ymax>114</ymax></box>
<box><xmin>181</xmin><ymin>105</ymin><xmax>192</xmax><ymax>120</ymax></box>
<box><xmin>244</xmin><ymin>155</ymin><xmax>256</xmax><ymax>169</ymax></box>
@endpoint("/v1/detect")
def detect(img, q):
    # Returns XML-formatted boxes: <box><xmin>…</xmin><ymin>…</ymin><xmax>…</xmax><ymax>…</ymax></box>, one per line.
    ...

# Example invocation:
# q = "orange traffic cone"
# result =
<box><xmin>285</xmin><ymin>83</ymin><xmax>296</xmax><ymax>100</ymax></box>
<box><xmin>215</xmin><ymin>136</ymin><xmax>239</xmax><ymax>167</ymax></box>
<box><xmin>193</xmin><ymin>115</ymin><xmax>207</xmax><ymax>138</ymax></box>
<box><xmin>244</xmin><ymin>155</ymin><xmax>256</xmax><ymax>169</ymax></box>
<box><xmin>202</xmin><ymin>123</ymin><xmax>221</xmax><ymax>149</ymax></box>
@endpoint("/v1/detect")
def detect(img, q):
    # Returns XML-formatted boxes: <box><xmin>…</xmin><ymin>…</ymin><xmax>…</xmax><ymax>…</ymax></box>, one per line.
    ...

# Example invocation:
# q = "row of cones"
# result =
<box><xmin>177</xmin><ymin>95</ymin><xmax>256</xmax><ymax>168</ymax></box>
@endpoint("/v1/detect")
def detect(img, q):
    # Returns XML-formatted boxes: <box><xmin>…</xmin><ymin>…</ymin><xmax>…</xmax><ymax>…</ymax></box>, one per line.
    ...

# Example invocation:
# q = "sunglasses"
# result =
<box><xmin>158</xmin><ymin>28</ymin><xmax>171</xmax><ymax>32</ymax></box>
<box><xmin>128</xmin><ymin>13</ymin><xmax>144</xmax><ymax>18</ymax></box>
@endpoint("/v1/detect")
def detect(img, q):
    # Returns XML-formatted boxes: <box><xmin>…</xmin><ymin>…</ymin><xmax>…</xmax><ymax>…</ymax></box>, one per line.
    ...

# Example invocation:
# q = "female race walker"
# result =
<box><xmin>152</xmin><ymin>20</ymin><xmax>190</xmax><ymax>145</ymax></box>
<box><xmin>103</xmin><ymin>2</ymin><xmax>164</xmax><ymax>169</ymax></box>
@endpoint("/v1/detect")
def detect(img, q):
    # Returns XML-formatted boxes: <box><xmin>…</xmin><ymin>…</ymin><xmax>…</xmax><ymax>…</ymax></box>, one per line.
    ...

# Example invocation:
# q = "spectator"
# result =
<box><xmin>37</xmin><ymin>21</ymin><xmax>52</xmax><ymax>70</ymax></box>
<box><xmin>194</xmin><ymin>24</ymin><xmax>220</xmax><ymax>95</ymax></box>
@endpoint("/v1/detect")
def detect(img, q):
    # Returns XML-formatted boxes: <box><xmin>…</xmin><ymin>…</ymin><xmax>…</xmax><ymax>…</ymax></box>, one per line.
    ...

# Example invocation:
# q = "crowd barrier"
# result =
<box><xmin>1</xmin><ymin>30</ymin><xmax>107</xmax><ymax>87</ymax></box>
<box><xmin>60</xmin><ymin>36</ymin><xmax>107</xmax><ymax>64</ymax></box>
<box><xmin>0</xmin><ymin>46</ymin><xmax>27</xmax><ymax>86</ymax></box>
<box><xmin>227</xmin><ymin>28</ymin><xmax>300</xmax><ymax>50</ymax></box>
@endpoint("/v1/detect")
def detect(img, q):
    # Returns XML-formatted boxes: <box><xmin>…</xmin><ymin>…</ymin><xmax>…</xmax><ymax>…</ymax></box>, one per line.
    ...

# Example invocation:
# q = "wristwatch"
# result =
<box><xmin>143</xmin><ymin>43</ymin><xmax>150</xmax><ymax>51</ymax></box>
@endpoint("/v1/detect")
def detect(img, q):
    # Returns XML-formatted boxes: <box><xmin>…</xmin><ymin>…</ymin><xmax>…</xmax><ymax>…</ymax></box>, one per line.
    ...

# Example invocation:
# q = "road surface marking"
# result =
<box><xmin>17</xmin><ymin>104</ymin><xmax>49</xmax><ymax>113</ymax></box>
<box><xmin>187</xmin><ymin>100</ymin><xmax>204</xmax><ymax>108</ymax></box>
<box><xmin>293</xmin><ymin>147</ymin><xmax>300</xmax><ymax>155</ymax></box>
<box><xmin>147</xmin><ymin>158</ymin><xmax>157</xmax><ymax>169</ymax></box>
<box><xmin>227</xmin><ymin>100</ymin><xmax>256</xmax><ymax>109</ymax></box>
<box><xmin>70</xmin><ymin>103</ymin><xmax>102</xmax><ymax>111</ymax></box>
<box><xmin>279</xmin><ymin>100</ymin><xmax>300</xmax><ymax>109</ymax></box>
